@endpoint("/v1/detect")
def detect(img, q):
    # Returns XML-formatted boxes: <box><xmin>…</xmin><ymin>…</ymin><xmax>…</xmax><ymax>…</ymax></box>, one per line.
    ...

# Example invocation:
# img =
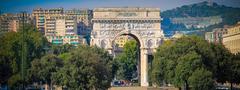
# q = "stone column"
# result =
<box><xmin>140</xmin><ymin>49</ymin><xmax>149</xmax><ymax>86</ymax></box>
<box><xmin>107</xmin><ymin>48</ymin><xmax>113</xmax><ymax>55</ymax></box>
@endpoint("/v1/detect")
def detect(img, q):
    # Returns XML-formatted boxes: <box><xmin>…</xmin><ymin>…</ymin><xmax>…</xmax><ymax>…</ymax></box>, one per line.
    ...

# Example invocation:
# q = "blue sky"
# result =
<box><xmin>0</xmin><ymin>0</ymin><xmax>240</xmax><ymax>13</ymax></box>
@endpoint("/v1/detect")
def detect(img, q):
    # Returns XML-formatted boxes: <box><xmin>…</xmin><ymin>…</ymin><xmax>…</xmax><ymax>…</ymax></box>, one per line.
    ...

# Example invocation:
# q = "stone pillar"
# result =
<box><xmin>107</xmin><ymin>48</ymin><xmax>113</xmax><ymax>55</ymax></box>
<box><xmin>140</xmin><ymin>49</ymin><xmax>149</xmax><ymax>86</ymax></box>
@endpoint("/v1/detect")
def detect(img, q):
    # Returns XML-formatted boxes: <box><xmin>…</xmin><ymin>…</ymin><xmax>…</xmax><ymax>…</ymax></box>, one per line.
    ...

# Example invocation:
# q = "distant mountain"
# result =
<box><xmin>161</xmin><ymin>1</ymin><xmax>240</xmax><ymax>37</ymax></box>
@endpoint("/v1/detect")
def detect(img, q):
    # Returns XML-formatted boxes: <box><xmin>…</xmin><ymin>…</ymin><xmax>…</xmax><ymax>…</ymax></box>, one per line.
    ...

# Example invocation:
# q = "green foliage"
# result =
<box><xmin>161</xmin><ymin>1</ymin><xmax>240</xmax><ymax>35</ymax></box>
<box><xmin>189</xmin><ymin>68</ymin><xmax>214</xmax><ymax>90</ymax></box>
<box><xmin>0</xmin><ymin>24</ymin><xmax>114</xmax><ymax>89</ymax></box>
<box><xmin>27</xmin><ymin>54</ymin><xmax>63</xmax><ymax>85</ymax></box>
<box><xmin>7</xmin><ymin>73</ymin><xmax>21</xmax><ymax>89</ymax></box>
<box><xmin>0</xmin><ymin>24</ymin><xmax>48</xmax><ymax>87</ymax></box>
<box><xmin>162</xmin><ymin>1</ymin><xmax>240</xmax><ymax>23</ymax></box>
<box><xmin>0</xmin><ymin>55</ymin><xmax>12</xmax><ymax>84</ymax></box>
<box><xmin>174</xmin><ymin>51</ymin><xmax>202</xmax><ymax>87</ymax></box>
<box><xmin>151</xmin><ymin>36</ymin><xmax>230</xmax><ymax>89</ymax></box>
<box><xmin>58</xmin><ymin>53</ymin><xmax>71</xmax><ymax>61</ymax></box>
<box><xmin>114</xmin><ymin>40</ymin><xmax>138</xmax><ymax>81</ymax></box>
<box><xmin>49</xmin><ymin>44</ymin><xmax>75</xmax><ymax>55</ymax></box>
<box><xmin>230</xmin><ymin>53</ymin><xmax>240</xmax><ymax>84</ymax></box>
<box><xmin>210</xmin><ymin>43</ymin><xmax>232</xmax><ymax>83</ymax></box>
<box><xmin>53</xmin><ymin>45</ymin><xmax>113</xmax><ymax>89</ymax></box>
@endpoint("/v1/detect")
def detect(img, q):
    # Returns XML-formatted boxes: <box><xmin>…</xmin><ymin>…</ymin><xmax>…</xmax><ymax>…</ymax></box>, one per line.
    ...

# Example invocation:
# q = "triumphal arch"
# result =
<box><xmin>91</xmin><ymin>7</ymin><xmax>164</xmax><ymax>86</ymax></box>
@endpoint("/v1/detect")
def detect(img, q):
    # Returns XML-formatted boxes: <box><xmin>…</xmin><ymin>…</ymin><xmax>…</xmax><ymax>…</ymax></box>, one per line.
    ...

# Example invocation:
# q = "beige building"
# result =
<box><xmin>222</xmin><ymin>22</ymin><xmax>240</xmax><ymax>54</ymax></box>
<box><xmin>44</xmin><ymin>15</ymin><xmax>77</xmax><ymax>36</ymax></box>
<box><xmin>65</xmin><ymin>9</ymin><xmax>93</xmax><ymax>35</ymax></box>
<box><xmin>0</xmin><ymin>13</ymin><xmax>33</xmax><ymax>33</ymax></box>
<box><xmin>44</xmin><ymin>15</ymin><xmax>86</xmax><ymax>45</ymax></box>
<box><xmin>33</xmin><ymin>8</ymin><xmax>88</xmax><ymax>46</ymax></box>
<box><xmin>172</xmin><ymin>31</ymin><xmax>184</xmax><ymax>39</ymax></box>
<box><xmin>32</xmin><ymin>8</ymin><xmax>64</xmax><ymax>33</ymax></box>
<box><xmin>33</xmin><ymin>8</ymin><xmax>92</xmax><ymax>36</ymax></box>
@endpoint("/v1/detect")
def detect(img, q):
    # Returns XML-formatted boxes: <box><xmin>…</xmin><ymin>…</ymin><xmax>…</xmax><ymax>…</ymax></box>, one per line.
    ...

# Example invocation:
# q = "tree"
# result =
<box><xmin>0</xmin><ymin>24</ymin><xmax>48</xmax><ymax>88</ymax></box>
<box><xmin>151</xmin><ymin>36</ymin><xmax>223</xmax><ymax>90</ymax></box>
<box><xmin>174</xmin><ymin>51</ymin><xmax>202</xmax><ymax>90</ymax></box>
<box><xmin>229</xmin><ymin>53</ymin><xmax>240</xmax><ymax>90</ymax></box>
<box><xmin>27</xmin><ymin>54</ymin><xmax>63</xmax><ymax>89</ymax></box>
<box><xmin>151</xmin><ymin>40</ymin><xmax>173</xmax><ymax>86</ymax></box>
<box><xmin>0</xmin><ymin>55</ymin><xmax>12</xmax><ymax>85</ymax></box>
<box><xmin>210</xmin><ymin>43</ymin><xmax>232</xmax><ymax>83</ymax></box>
<box><xmin>114</xmin><ymin>40</ymin><xmax>138</xmax><ymax>81</ymax></box>
<box><xmin>49</xmin><ymin>44</ymin><xmax>75</xmax><ymax>55</ymax></box>
<box><xmin>53</xmin><ymin>46</ymin><xmax>113</xmax><ymax>90</ymax></box>
<box><xmin>189</xmin><ymin>68</ymin><xmax>214</xmax><ymax>90</ymax></box>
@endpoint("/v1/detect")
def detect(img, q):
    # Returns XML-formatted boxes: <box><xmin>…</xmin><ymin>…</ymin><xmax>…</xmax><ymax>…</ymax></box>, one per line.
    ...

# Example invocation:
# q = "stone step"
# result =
<box><xmin>109</xmin><ymin>87</ymin><xmax>178</xmax><ymax>90</ymax></box>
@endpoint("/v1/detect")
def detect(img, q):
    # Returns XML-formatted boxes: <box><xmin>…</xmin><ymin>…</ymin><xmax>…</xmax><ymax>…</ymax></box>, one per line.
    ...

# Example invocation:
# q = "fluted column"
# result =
<box><xmin>140</xmin><ymin>48</ymin><xmax>149</xmax><ymax>86</ymax></box>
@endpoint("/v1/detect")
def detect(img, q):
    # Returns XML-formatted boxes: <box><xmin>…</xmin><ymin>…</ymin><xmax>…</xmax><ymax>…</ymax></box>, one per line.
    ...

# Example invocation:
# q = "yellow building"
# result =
<box><xmin>115</xmin><ymin>36</ymin><xmax>134</xmax><ymax>47</ymax></box>
<box><xmin>222</xmin><ymin>22</ymin><xmax>240</xmax><ymax>54</ymax></box>
<box><xmin>172</xmin><ymin>31</ymin><xmax>184</xmax><ymax>39</ymax></box>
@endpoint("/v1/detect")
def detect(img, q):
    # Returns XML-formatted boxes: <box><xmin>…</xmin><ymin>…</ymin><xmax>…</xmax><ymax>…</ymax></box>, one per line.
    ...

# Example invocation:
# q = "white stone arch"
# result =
<box><xmin>91</xmin><ymin>7</ymin><xmax>164</xmax><ymax>87</ymax></box>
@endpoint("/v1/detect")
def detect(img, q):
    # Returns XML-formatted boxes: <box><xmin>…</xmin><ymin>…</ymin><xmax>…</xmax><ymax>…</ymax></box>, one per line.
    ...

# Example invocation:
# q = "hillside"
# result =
<box><xmin>161</xmin><ymin>1</ymin><xmax>240</xmax><ymax>37</ymax></box>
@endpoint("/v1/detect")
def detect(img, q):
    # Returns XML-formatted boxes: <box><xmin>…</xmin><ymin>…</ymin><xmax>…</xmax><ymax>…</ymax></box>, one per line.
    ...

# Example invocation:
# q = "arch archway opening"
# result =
<box><xmin>112</xmin><ymin>33</ymin><xmax>141</xmax><ymax>86</ymax></box>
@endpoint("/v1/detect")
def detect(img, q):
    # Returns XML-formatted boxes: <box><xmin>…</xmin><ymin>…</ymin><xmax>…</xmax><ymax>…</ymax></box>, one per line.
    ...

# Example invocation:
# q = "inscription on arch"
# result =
<box><xmin>99</xmin><ymin>23</ymin><xmax>154</xmax><ymax>30</ymax></box>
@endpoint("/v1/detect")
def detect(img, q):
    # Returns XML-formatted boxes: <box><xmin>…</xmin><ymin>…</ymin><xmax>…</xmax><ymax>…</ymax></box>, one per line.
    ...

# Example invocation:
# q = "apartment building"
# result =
<box><xmin>205</xmin><ymin>28</ymin><xmax>227</xmax><ymax>44</ymax></box>
<box><xmin>0</xmin><ymin>13</ymin><xmax>33</xmax><ymax>33</ymax></box>
<box><xmin>222</xmin><ymin>22</ymin><xmax>240</xmax><ymax>54</ymax></box>
<box><xmin>44</xmin><ymin>15</ymin><xmax>86</xmax><ymax>45</ymax></box>
<box><xmin>44</xmin><ymin>15</ymin><xmax>77</xmax><ymax>36</ymax></box>
<box><xmin>65</xmin><ymin>9</ymin><xmax>93</xmax><ymax>35</ymax></box>
<box><xmin>32</xmin><ymin>8</ymin><xmax>64</xmax><ymax>33</ymax></box>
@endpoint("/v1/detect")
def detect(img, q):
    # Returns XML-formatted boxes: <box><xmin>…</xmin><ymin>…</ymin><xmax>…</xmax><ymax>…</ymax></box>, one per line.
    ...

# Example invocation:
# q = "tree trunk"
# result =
<box><xmin>230</xmin><ymin>82</ymin><xmax>233</xmax><ymax>90</ymax></box>
<box><xmin>179</xmin><ymin>87</ymin><xmax>182</xmax><ymax>90</ymax></box>
<box><xmin>50</xmin><ymin>81</ymin><xmax>53</xmax><ymax>90</ymax></box>
<box><xmin>184</xmin><ymin>80</ymin><xmax>189</xmax><ymax>90</ymax></box>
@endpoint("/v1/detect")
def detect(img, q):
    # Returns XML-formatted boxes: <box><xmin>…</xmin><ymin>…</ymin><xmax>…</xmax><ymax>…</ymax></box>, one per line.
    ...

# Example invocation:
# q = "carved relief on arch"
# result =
<box><xmin>156</xmin><ymin>38</ymin><xmax>163</xmax><ymax>46</ymax></box>
<box><xmin>146</xmin><ymin>39</ymin><xmax>154</xmax><ymax>48</ymax></box>
<box><xmin>101</xmin><ymin>39</ymin><xmax>107</xmax><ymax>49</ymax></box>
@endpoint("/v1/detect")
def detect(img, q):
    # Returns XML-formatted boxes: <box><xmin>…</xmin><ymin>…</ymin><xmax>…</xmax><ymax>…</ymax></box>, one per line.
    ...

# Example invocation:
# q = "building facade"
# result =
<box><xmin>33</xmin><ymin>8</ymin><xmax>89</xmax><ymax>45</ymax></box>
<box><xmin>0</xmin><ymin>13</ymin><xmax>33</xmax><ymax>33</ymax></box>
<box><xmin>44</xmin><ymin>15</ymin><xmax>77</xmax><ymax>36</ymax></box>
<box><xmin>222</xmin><ymin>22</ymin><xmax>240</xmax><ymax>54</ymax></box>
<box><xmin>32</xmin><ymin>8</ymin><xmax>64</xmax><ymax>33</ymax></box>
<box><xmin>65</xmin><ymin>9</ymin><xmax>93</xmax><ymax>35</ymax></box>
<box><xmin>33</xmin><ymin>8</ymin><xmax>92</xmax><ymax>36</ymax></box>
<box><xmin>115</xmin><ymin>35</ymin><xmax>134</xmax><ymax>47</ymax></box>
<box><xmin>46</xmin><ymin>35</ymin><xmax>86</xmax><ymax>45</ymax></box>
<box><xmin>44</xmin><ymin>15</ymin><xmax>86</xmax><ymax>45</ymax></box>
<box><xmin>205</xmin><ymin>28</ymin><xmax>227</xmax><ymax>44</ymax></box>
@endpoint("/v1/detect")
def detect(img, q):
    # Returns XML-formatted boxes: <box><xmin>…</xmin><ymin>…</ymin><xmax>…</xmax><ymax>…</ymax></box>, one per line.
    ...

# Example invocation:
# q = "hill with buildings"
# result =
<box><xmin>161</xmin><ymin>1</ymin><xmax>240</xmax><ymax>37</ymax></box>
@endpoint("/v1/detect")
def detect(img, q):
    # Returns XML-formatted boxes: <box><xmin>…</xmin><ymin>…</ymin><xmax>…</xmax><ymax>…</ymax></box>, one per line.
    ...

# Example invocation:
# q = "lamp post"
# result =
<box><xmin>21</xmin><ymin>11</ymin><xmax>27</xmax><ymax>90</ymax></box>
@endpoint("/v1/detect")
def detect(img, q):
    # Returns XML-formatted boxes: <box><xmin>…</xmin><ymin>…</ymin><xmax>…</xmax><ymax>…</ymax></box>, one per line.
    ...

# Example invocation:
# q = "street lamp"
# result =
<box><xmin>21</xmin><ymin>11</ymin><xmax>27</xmax><ymax>90</ymax></box>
